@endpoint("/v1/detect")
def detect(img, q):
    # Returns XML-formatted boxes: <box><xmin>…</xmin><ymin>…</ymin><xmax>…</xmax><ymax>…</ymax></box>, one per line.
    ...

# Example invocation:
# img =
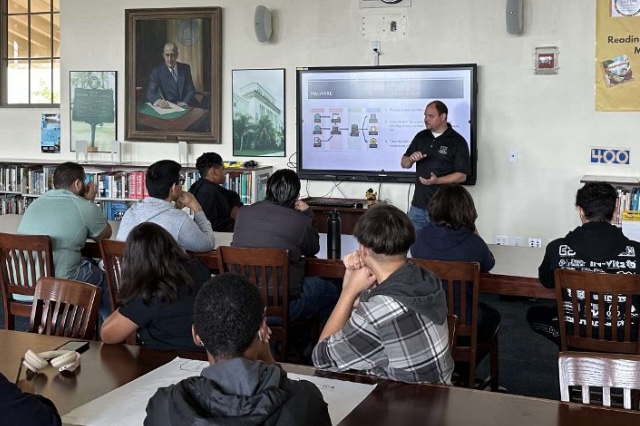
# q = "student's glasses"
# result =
<box><xmin>178</xmin><ymin>175</ymin><xmax>185</xmax><ymax>185</ymax></box>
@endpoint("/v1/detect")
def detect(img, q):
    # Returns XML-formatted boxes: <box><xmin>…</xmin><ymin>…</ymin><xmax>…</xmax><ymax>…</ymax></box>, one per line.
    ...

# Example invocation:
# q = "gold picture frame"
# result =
<box><xmin>125</xmin><ymin>7</ymin><xmax>222</xmax><ymax>143</ymax></box>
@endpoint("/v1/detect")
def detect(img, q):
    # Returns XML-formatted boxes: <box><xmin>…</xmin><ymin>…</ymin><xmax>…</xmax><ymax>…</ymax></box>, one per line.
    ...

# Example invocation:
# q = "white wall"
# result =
<box><xmin>0</xmin><ymin>0</ymin><xmax>635</xmax><ymax>245</ymax></box>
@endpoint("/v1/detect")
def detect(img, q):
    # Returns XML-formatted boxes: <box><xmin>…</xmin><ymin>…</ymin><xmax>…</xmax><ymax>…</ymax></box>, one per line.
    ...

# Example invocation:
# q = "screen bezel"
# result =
<box><xmin>295</xmin><ymin>63</ymin><xmax>478</xmax><ymax>185</ymax></box>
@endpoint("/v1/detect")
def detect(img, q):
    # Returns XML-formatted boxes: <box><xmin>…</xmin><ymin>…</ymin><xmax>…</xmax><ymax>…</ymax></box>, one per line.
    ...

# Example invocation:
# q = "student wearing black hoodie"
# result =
<box><xmin>411</xmin><ymin>184</ymin><xmax>500</xmax><ymax>342</ymax></box>
<box><xmin>0</xmin><ymin>373</ymin><xmax>61</xmax><ymax>426</ymax></box>
<box><xmin>527</xmin><ymin>182</ymin><xmax>640</xmax><ymax>343</ymax></box>
<box><xmin>144</xmin><ymin>273</ymin><xmax>331</xmax><ymax>426</ymax></box>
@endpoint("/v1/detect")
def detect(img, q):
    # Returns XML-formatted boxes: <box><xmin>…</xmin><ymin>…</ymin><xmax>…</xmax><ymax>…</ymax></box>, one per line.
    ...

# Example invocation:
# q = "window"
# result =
<box><xmin>1</xmin><ymin>0</ymin><xmax>60</xmax><ymax>105</ymax></box>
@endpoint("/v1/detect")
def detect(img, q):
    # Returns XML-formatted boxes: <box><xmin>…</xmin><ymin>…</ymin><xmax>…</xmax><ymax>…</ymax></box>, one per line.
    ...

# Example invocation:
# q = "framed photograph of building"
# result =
<box><xmin>125</xmin><ymin>7</ymin><xmax>222</xmax><ymax>143</ymax></box>
<box><xmin>69</xmin><ymin>71</ymin><xmax>116</xmax><ymax>152</ymax></box>
<box><xmin>232</xmin><ymin>68</ymin><xmax>285</xmax><ymax>157</ymax></box>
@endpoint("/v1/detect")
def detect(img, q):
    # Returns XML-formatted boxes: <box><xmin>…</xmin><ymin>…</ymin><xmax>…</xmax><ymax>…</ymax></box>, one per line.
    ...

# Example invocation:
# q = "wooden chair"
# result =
<box><xmin>98</xmin><ymin>239</ymin><xmax>137</xmax><ymax>345</ymax></box>
<box><xmin>447</xmin><ymin>314</ymin><xmax>458</xmax><ymax>354</ymax></box>
<box><xmin>0</xmin><ymin>233</ymin><xmax>54</xmax><ymax>330</ymax></box>
<box><xmin>411</xmin><ymin>259</ymin><xmax>499</xmax><ymax>390</ymax></box>
<box><xmin>28</xmin><ymin>277</ymin><xmax>102</xmax><ymax>340</ymax></box>
<box><xmin>219</xmin><ymin>246</ymin><xmax>296</xmax><ymax>361</ymax></box>
<box><xmin>554</xmin><ymin>269</ymin><xmax>640</xmax><ymax>354</ymax></box>
<box><xmin>559</xmin><ymin>351</ymin><xmax>640</xmax><ymax>409</ymax></box>
<box><xmin>99</xmin><ymin>239</ymin><xmax>126</xmax><ymax>312</ymax></box>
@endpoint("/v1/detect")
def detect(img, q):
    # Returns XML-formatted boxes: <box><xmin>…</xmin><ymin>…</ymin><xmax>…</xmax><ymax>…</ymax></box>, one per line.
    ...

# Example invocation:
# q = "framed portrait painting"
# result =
<box><xmin>125</xmin><ymin>7</ymin><xmax>222</xmax><ymax>143</ymax></box>
<box><xmin>232</xmin><ymin>69</ymin><xmax>285</xmax><ymax>157</ymax></box>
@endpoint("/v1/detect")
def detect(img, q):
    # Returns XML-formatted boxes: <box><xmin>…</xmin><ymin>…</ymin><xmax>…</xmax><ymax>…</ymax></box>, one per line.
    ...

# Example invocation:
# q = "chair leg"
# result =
<box><xmin>468</xmin><ymin>352</ymin><xmax>477</xmax><ymax>389</ymax></box>
<box><xmin>490</xmin><ymin>335</ymin><xmax>500</xmax><ymax>391</ymax></box>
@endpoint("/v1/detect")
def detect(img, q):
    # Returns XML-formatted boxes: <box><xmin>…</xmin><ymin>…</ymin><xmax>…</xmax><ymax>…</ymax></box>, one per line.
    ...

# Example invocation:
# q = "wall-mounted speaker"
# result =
<box><xmin>506</xmin><ymin>0</ymin><xmax>523</xmax><ymax>35</ymax></box>
<box><xmin>254</xmin><ymin>5</ymin><xmax>272</xmax><ymax>43</ymax></box>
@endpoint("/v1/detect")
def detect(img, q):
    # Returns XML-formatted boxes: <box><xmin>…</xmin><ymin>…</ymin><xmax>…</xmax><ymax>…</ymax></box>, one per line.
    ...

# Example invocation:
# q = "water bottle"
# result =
<box><xmin>327</xmin><ymin>209</ymin><xmax>342</xmax><ymax>259</ymax></box>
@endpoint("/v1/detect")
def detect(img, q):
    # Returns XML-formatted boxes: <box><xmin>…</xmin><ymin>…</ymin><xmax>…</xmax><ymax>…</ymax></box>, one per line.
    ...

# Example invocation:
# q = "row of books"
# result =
<box><xmin>615</xmin><ymin>188</ymin><xmax>640</xmax><ymax>225</ymax></box>
<box><xmin>0</xmin><ymin>194</ymin><xmax>34</xmax><ymax>215</ymax></box>
<box><xmin>99</xmin><ymin>201</ymin><xmax>129</xmax><ymax>221</ymax></box>
<box><xmin>0</xmin><ymin>163</ymin><xmax>267</xmax><ymax>206</ymax></box>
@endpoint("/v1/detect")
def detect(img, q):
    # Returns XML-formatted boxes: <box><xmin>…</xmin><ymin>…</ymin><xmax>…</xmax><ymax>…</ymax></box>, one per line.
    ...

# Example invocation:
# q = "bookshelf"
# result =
<box><xmin>0</xmin><ymin>160</ymin><xmax>272</xmax><ymax>219</ymax></box>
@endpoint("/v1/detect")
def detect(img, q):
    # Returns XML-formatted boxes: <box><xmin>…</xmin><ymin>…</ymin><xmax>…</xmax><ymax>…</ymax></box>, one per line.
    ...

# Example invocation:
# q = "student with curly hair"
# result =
<box><xmin>145</xmin><ymin>273</ymin><xmax>331</xmax><ymax>426</ymax></box>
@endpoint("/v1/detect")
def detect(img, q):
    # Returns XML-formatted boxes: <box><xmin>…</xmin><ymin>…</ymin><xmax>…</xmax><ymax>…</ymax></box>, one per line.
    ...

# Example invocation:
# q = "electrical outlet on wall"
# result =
<box><xmin>528</xmin><ymin>238</ymin><xmax>542</xmax><ymax>248</ymax></box>
<box><xmin>511</xmin><ymin>236</ymin><xmax>524</xmax><ymax>246</ymax></box>
<box><xmin>495</xmin><ymin>235</ymin><xmax>509</xmax><ymax>246</ymax></box>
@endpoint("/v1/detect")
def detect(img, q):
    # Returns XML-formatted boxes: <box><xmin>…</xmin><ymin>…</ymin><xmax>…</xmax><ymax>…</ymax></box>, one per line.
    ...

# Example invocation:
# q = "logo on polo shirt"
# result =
<box><xmin>438</xmin><ymin>146</ymin><xmax>448</xmax><ymax>155</ymax></box>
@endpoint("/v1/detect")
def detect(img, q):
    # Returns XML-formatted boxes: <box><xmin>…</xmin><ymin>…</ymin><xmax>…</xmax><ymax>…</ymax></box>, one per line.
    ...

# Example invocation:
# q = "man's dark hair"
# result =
<box><xmin>53</xmin><ymin>162</ymin><xmax>85</xmax><ymax>189</ymax></box>
<box><xmin>265</xmin><ymin>168</ymin><xmax>300</xmax><ymax>207</ymax></box>
<box><xmin>354</xmin><ymin>203</ymin><xmax>415</xmax><ymax>256</ymax></box>
<box><xmin>575</xmin><ymin>182</ymin><xmax>618</xmax><ymax>222</ymax></box>
<box><xmin>195</xmin><ymin>152</ymin><xmax>223</xmax><ymax>177</ymax></box>
<box><xmin>145</xmin><ymin>160</ymin><xmax>182</xmax><ymax>199</ymax></box>
<box><xmin>194</xmin><ymin>273</ymin><xmax>264</xmax><ymax>358</ymax></box>
<box><xmin>427</xmin><ymin>100</ymin><xmax>448</xmax><ymax>117</ymax></box>
<box><xmin>427</xmin><ymin>184</ymin><xmax>477</xmax><ymax>232</ymax></box>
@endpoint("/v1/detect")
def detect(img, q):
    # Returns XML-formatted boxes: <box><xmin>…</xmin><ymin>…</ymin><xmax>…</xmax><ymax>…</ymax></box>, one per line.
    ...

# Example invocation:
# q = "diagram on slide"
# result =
<box><xmin>310</xmin><ymin>108</ymin><xmax>382</xmax><ymax>150</ymax></box>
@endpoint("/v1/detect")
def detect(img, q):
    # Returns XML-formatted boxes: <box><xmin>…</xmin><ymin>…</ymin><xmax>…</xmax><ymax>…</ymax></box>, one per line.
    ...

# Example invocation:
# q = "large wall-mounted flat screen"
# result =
<box><xmin>296</xmin><ymin>64</ymin><xmax>477</xmax><ymax>184</ymax></box>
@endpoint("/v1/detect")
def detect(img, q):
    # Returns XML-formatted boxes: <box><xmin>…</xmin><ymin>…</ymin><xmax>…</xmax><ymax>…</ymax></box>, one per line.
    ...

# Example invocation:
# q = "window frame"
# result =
<box><xmin>1</xmin><ymin>0</ymin><xmax>60</xmax><ymax>107</ymax></box>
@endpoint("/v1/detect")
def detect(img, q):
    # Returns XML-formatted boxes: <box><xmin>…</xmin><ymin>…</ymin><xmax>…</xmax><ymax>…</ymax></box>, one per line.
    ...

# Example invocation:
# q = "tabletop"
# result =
<box><xmin>0</xmin><ymin>213</ymin><xmax>552</xmax><ymax>299</ymax></box>
<box><xmin>1</xmin><ymin>330</ymin><xmax>638</xmax><ymax>426</ymax></box>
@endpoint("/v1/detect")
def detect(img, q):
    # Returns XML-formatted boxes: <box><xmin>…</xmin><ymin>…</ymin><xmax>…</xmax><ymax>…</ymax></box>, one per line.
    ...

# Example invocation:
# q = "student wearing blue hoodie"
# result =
<box><xmin>411</xmin><ymin>183</ymin><xmax>500</xmax><ymax>342</ymax></box>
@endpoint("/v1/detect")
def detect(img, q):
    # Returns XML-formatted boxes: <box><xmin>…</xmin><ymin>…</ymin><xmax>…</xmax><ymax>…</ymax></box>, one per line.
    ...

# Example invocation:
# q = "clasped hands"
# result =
<box><xmin>342</xmin><ymin>251</ymin><xmax>378</xmax><ymax>299</ymax></box>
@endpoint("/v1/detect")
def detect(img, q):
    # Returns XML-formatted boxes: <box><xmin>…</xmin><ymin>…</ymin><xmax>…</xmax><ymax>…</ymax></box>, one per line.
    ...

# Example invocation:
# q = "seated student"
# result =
<box><xmin>0</xmin><ymin>372</ymin><xmax>61</xmax><ymax>426</ymax></box>
<box><xmin>232</xmin><ymin>168</ymin><xmax>338</xmax><ymax>324</ymax></box>
<box><xmin>101</xmin><ymin>222</ymin><xmax>211</xmax><ymax>351</ymax></box>
<box><xmin>527</xmin><ymin>181</ymin><xmax>640</xmax><ymax>344</ymax></box>
<box><xmin>117</xmin><ymin>160</ymin><xmax>215</xmax><ymax>252</ymax></box>
<box><xmin>189</xmin><ymin>152</ymin><xmax>243</xmax><ymax>232</ymax></box>
<box><xmin>411</xmin><ymin>183</ymin><xmax>500</xmax><ymax>342</ymax></box>
<box><xmin>312</xmin><ymin>204</ymin><xmax>454</xmax><ymax>384</ymax></box>
<box><xmin>144</xmin><ymin>273</ymin><xmax>331</xmax><ymax>426</ymax></box>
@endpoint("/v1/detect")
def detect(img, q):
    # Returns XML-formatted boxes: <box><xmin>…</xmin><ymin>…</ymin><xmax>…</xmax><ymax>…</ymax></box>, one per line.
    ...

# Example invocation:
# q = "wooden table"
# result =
<box><xmin>0</xmin><ymin>214</ymin><xmax>553</xmax><ymax>299</ymax></box>
<box><xmin>1</xmin><ymin>330</ymin><xmax>638</xmax><ymax>425</ymax></box>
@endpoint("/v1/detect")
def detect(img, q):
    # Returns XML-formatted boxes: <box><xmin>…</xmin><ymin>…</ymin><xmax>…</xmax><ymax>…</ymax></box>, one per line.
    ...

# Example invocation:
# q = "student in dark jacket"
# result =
<box><xmin>527</xmin><ymin>182</ymin><xmax>640</xmax><ymax>344</ymax></box>
<box><xmin>0</xmin><ymin>372</ymin><xmax>61</xmax><ymax>426</ymax></box>
<box><xmin>189</xmin><ymin>152</ymin><xmax>243</xmax><ymax>232</ymax></box>
<box><xmin>101</xmin><ymin>222</ymin><xmax>211</xmax><ymax>351</ymax></box>
<box><xmin>144</xmin><ymin>273</ymin><xmax>331</xmax><ymax>426</ymax></box>
<box><xmin>411</xmin><ymin>183</ymin><xmax>500</xmax><ymax>342</ymax></box>
<box><xmin>233</xmin><ymin>169</ymin><xmax>338</xmax><ymax>325</ymax></box>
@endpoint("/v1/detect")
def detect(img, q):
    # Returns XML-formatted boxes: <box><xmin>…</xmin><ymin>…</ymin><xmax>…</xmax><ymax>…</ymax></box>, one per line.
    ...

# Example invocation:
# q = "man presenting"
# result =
<box><xmin>147</xmin><ymin>42</ymin><xmax>197</xmax><ymax>109</ymax></box>
<box><xmin>401</xmin><ymin>100</ymin><xmax>470</xmax><ymax>231</ymax></box>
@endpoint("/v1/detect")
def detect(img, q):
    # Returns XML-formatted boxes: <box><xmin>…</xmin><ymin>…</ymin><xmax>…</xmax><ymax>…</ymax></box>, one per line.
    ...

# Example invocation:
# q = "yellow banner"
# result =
<box><xmin>596</xmin><ymin>0</ymin><xmax>640</xmax><ymax>111</ymax></box>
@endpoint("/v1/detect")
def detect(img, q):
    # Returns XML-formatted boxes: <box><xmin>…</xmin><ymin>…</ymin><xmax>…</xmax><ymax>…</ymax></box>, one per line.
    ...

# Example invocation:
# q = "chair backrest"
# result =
<box><xmin>99</xmin><ymin>239</ymin><xmax>126</xmax><ymax>311</ymax></box>
<box><xmin>219</xmin><ymin>246</ymin><xmax>290</xmax><ymax>321</ymax></box>
<box><xmin>410</xmin><ymin>259</ymin><xmax>481</xmax><ymax>348</ymax></box>
<box><xmin>554</xmin><ymin>269</ymin><xmax>640</xmax><ymax>354</ymax></box>
<box><xmin>447</xmin><ymin>314</ymin><xmax>458</xmax><ymax>354</ymax></box>
<box><xmin>28</xmin><ymin>277</ymin><xmax>102</xmax><ymax>340</ymax></box>
<box><xmin>558</xmin><ymin>351</ymin><xmax>640</xmax><ymax>409</ymax></box>
<box><xmin>0</xmin><ymin>233</ymin><xmax>54</xmax><ymax>329</ymax></box>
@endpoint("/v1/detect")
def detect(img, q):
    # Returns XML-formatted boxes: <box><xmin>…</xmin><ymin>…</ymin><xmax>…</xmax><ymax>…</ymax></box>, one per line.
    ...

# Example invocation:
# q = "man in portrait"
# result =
<box><xmin>147</xmin><ymin>42</ymin><xmax>198</xmax><ymax>108</ymax></box>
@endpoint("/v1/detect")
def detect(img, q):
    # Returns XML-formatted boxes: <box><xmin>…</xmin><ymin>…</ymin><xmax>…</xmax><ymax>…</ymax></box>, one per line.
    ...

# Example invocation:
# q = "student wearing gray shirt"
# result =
<box><xmin>117</xmin><ymin>160</ymin><xmax>215</xmax><ymax>252</ymax></box>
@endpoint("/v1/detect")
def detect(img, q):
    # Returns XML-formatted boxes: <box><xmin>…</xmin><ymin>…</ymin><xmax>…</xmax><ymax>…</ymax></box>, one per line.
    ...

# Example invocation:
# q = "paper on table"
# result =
<box><xmin>62</xmin><ymin>357</ymin><xmax>376</xmax><ymax>426</ymax></box>
<box><xmin>146</xmin><ymin>101</ymin><xmax>185</xmax><ymax>115</ymax></box>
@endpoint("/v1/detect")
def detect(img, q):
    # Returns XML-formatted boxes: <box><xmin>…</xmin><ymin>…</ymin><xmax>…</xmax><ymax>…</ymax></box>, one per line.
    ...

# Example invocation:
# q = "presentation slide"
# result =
<box><xmin>298</xmin><ymin>68</ymin><xmax>474</xmax><ymax>175</ymax></box>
